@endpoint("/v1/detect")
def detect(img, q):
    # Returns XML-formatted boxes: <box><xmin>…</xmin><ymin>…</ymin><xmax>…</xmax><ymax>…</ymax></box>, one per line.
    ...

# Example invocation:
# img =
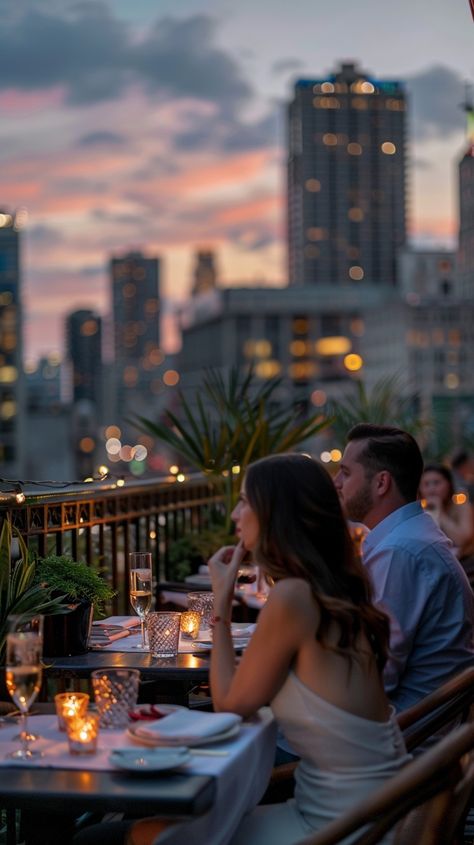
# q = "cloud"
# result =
<box><xmin>405</xmin><ymin>65</ymin><xmax>466</xmax><ymax>140</ymax></box>
<box><xmin>0</xmin><ymin>6</ymin><xmax>253</xmax><ymax>116</ymax></box>
<box><xmin>78</xmin><ymin>131</ymin><xmax>126</xmax><ymax>147</ymax></box>
<box><xmin>272</xmin><ymin>58</ymin><xmax>305</xmax><ymax>75</ymax></box>
<box><xmin>174</xmin><ymin>110</ymin><xmax>278</xmax><ymax>153</ymax></box>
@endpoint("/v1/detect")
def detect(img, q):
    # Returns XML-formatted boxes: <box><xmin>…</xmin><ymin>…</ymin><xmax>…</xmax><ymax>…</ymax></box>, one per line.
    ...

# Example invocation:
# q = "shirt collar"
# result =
<box><xmin>363</xmin><ymin>501</ymin><xmax>423</xmax><ymax>555</ymax></box>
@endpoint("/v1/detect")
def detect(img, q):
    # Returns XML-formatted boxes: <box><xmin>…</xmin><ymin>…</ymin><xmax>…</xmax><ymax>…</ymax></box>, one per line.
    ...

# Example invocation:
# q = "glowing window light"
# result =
<box><xmin>315</xmin><ymin>337</ymin><xmax>352</xmax><ymax>356</ymax></box>
<box><xmin>322</xmin><ymin>133</ymin><xmax>338</xmax><ymax>146</ymax></box>
<box><xmin>163</xmin><ymin>370</ymin><xmax>180</xmax><ymax>386</ymax></box>
<box><xmin>321</xmin><ymin>82</ymin><xmax>335</xmax><ymax>93</ymax></box>
<box><xmin>348</xmin><ymin>207</ymin><xmax>364</xmax><ymax>222</ymax></box>
<box><xmin>0</xmin><ymin>366</ymin><xmax>18</xmax><ymax>383</ymax></box>
<box><xmin>381</xmin><ymin>142</ymin><xmax>396</xmax><ymax>155</ymax></box>
<box><xmin>445</xmin><ymin>373</ymin><xmax>459</xmax><ymax>389</ymax></box>
<box><xmin>255</xmin><ymin>360</ymin><xmax>281</xmax><ymax>378</ymax></box>
<box><xmin>311</xmin><ymin>390</ymin><xmax>327</xmax><ymax>407</ymax></box>
<box><xmin>105</xmin><ymin>425</ymin><xmax>121</xmax><ymax>439</ymax></box>
<box><xmin>79</xmin><ymin>437</ymin><xmax>95</xmax><ymax>453</ymax></box>
<box><xmin>344</xmin><ymin>353</ymin><xmax>363</xmax><ymax>371</ymax></box>
<box><xmin>347</xmin><ymin>142</ymin><xmax>362</xmax><ymax>156</ymax></box>
<box><xmin>289</xmin><ymin>340</ymin><xmax>308</xmax><ymax>357</ymax></box>
<box><xmin>305</xmin><ymin>178</ymin><xmax>321</xmax><ymax>192</ymax></box>
<box><xmin>349</xmin><ymin>266</ymin><xmax>365</xmax><ymax>281</ymax></box>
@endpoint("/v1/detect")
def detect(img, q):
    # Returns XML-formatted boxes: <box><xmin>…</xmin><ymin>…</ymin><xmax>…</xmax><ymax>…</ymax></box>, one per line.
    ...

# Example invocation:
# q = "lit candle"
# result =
<box><xmin>55</xmin><ymin>692</ymin><xmax>90</xmax><ymax>731</ymax></box>
<box><xmin>180</xmin><ymin>610</ymin><xmax>201</xmax><ymax>639</ymax></box>
<box><xmin>66</xmin><ymin>712</ymin><xmax>99</xmax><ymax>755</ymax></box>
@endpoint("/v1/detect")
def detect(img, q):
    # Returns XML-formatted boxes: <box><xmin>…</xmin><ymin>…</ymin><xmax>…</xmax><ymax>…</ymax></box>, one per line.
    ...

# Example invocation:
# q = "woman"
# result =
<box><xmin>209</xmin><ymin>453</ymin><xmax>409</xmax><ymax>845</ymax></box>
<box><xmin>419</xmin><ymin>464</ymin><xmax>474</xmax><ymax>558</ymax></box>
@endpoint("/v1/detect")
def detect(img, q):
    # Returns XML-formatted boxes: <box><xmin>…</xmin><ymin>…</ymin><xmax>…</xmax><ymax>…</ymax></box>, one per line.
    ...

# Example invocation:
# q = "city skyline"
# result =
<box><xmin>0</xmin><ymin>0</ymin><xmax>473</xmax><ymax>362</ymax></box>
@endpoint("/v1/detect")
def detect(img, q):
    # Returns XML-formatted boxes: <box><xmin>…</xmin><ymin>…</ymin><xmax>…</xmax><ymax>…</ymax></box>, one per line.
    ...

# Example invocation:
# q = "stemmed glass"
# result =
<box><xmin>236</xmin><ymin>562</ymin><xmax>257</xmax><ymax>591</ymax></box>
<box><xmin>5</xmin><ymin>615</ymin><xmax>44</xmax><ymax>759</ymax></box>
<box><xmin>129</xmin><ymin>552</ymin><xmax>152</xmax><ymax>649</ymax></box>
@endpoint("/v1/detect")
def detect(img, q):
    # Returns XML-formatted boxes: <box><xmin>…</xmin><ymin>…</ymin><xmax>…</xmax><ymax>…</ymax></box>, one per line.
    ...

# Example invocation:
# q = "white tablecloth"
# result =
<box><xmin>0</xmin><ymin>709</ymin><xmax>277</xmax><ymax>845</ymax></box>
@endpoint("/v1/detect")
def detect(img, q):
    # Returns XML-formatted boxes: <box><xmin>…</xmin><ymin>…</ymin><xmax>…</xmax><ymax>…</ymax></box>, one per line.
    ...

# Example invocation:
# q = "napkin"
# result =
<box><xmin>94</xmin><ymin>616</ymin><xmax>141</xmax><ymax>629</ymax></box>
<box><xmin>134</xmin><ymin>709</ymin><xmax>241</xmax><ymax>744</ymax></box>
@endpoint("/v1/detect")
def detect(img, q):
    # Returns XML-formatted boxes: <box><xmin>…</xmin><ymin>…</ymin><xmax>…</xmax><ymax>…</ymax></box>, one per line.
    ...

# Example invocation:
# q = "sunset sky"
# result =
<box><xmin>1</xmin><ymin>0</ymin><xmax>473</xmax><ymax>362</ymax></box>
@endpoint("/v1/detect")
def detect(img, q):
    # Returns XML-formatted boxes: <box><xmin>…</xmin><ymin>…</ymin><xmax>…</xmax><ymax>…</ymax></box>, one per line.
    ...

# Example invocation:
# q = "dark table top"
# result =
<box><xmin>0</xmin><ymin>767</ymin><xmax>216</xmax><ymax>817</ymax></box>
<box><xmin>44</xmin><ymin>650</ymin><xmax>211</xmax><ymax>682</ymax></box>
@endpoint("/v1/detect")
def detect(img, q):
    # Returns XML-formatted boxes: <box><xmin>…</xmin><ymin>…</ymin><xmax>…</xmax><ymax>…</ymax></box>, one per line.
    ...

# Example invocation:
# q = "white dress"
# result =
<box><xmin>230</xmin><ymin>671</ymin><xmax>410</xmax><ymax>845</ymax></box>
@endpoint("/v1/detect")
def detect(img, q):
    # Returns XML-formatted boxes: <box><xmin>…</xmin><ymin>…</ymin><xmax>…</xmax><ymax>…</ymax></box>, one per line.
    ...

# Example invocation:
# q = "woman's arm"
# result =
<box><xmin>210</xmin><ymin>574</ymin><xmax>316</xmax><ymax>717</ymax></box>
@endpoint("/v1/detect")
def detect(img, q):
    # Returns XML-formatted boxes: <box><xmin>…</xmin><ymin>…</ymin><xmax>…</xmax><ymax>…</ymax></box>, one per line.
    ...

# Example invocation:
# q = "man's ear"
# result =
<box><xmin>374</xmin><ymin>470</ymin><xmax>391</xmax><ymax>497</ymax></box>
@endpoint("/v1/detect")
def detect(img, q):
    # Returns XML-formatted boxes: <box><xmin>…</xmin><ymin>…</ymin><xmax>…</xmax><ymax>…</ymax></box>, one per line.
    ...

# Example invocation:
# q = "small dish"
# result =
<box><xmin>110</xmin><ymin>747</ymin><xmax>191</xmax><ymax>773</ymax></box>
<box><xmin>127</xmin><ymin>721</ymin><xmax>240</xmax><ymax>748</ymax></box>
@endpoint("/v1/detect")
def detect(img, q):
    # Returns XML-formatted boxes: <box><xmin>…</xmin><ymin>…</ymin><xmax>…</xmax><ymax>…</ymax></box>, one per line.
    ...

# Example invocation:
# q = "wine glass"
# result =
<box><xmin>236</xmin><ymin>562</ymin><xmax>257</xmax><ymax>591</ymax></box>
<box><xmin>5</xmin><ymin>615</ymin><xmax>44</xmax><ymax>759</ymax></box>
<box><xmin>129</xmin><ymin>552</ymin><xmax>153</xmax><ymax>649</ymax></box>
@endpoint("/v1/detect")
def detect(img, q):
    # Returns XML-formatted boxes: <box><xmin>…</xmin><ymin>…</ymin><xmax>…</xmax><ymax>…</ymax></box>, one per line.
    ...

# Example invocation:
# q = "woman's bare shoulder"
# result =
<box><xmin>269</xmin><ymin>577</ymin><xmax>318</xmax><ymax>615</ymax></box>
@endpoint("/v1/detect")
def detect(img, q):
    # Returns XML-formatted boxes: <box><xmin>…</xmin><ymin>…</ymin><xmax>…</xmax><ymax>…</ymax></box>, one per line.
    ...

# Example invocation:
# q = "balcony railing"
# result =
<box><xmin>0</xmin><ymin>475</ymin><xmax>224</xmax><ymax>614</ymax></box>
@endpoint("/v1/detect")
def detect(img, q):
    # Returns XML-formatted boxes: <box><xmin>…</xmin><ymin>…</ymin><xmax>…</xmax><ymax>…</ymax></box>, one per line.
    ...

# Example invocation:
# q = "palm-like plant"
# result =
<box><xmin>132</xmin><ymin>367</ymin><xmax>331</xmax><ymax>526</ymax></box>
<box><xmin>0</xmin><ymin>517</ymin><xmax>68</xmax><ymax>661</ymax></box>
<box><xmin>327</xmin><ymin>375</ymin><xmax>430</xmax><ymax>449</ymax></box>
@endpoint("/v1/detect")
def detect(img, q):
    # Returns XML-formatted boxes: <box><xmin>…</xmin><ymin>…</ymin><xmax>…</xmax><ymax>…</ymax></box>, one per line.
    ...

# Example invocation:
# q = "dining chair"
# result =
<box><xmin>295</xmin><ymin>722</ymin><xmax>474</xmax><ymax>845</ymax></box>
<box><xmin>261</xmin><ymin>666</ymin><xmax>474</xmax><ymax>804</ymax></box>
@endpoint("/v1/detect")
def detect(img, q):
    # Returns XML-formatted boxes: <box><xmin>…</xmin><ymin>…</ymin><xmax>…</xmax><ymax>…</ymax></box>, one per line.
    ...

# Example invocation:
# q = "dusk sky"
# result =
<box><xmin>1</xmin><ymin>0</ymin><xmax>473</xmax><ymax>363</ymax></box>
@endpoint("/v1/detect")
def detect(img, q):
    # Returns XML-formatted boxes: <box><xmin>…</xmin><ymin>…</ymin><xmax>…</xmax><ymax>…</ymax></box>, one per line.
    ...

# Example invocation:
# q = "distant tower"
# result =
<box><xmin>458</xmin><ymin>84</ymin><xmax>474</xmax><ymax>298</ymax></box>
<box><xmin>288</xmin><ymin>61</ymin><xmax>407</xmax><ymax>288</ymax></box>
<box><xmin>110</xmin><ymin>251</ymin><xmax>161</xmax><ymax>419</ymax></box>
<box><xmin>192</xmin><ymin>250</ymin><xmax>218</xmax><ymax>296</ymax></box>
<box><xmin>0</xmin><ymin>209</ymin><xmax>26</xmax><ymax>476</ymax></box>
<box><xmin>65</xmin><ymin>309</ymin><xmax>103</xmax><ymax>407</ymax></box>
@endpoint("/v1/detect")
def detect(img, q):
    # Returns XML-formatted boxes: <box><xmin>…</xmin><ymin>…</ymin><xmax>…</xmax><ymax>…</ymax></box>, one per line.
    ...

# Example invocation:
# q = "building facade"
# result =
<box><xmin>110</xmin><ymin>251</ymin><xmax>161</xmax><ymax>425</ymax></box>
<box><xmin>0</xmin><ymin>210</ymin><xmax>26</xmax><ymax>477</ymax></box>
<box><xmin>65</xmin><ymin>309</ymin><xmax>103</xmax><ymax>410</ymax></box>
<box><xmin>458</xmin><ymin>143</ymin><xmax>474</xmax><ymax>298</ymax></box>
<box><xmin>288</xmin><ymin>62</ymin><xmax>407</xmax><ymax>289</ymax></box>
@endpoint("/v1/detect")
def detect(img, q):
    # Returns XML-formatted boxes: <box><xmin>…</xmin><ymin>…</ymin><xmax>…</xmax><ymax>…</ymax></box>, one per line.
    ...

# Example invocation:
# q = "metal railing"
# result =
<box><xmin>0</xmin><ymin>475</ymin><xmax>224</xmax><ymax>614</ymax></box>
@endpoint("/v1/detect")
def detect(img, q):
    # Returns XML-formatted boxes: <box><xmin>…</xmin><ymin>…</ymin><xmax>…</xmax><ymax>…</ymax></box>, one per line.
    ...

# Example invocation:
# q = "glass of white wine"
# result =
<box><xmin>5</xmin><ymin>615</ymin><xmax>44</xmax><ymax>759</ymax></box>
<box><xmin>129</xmin><ymin>552</ymin><xmax>153</xmax><ymax>649</ymax></box>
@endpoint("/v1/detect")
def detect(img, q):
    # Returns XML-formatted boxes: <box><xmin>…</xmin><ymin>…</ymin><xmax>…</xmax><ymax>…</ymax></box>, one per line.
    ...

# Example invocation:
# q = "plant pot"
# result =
<box><xmin>43</xmin><ymin>600</ymin><xmax>93</xmax><ymax>657</ymax></box>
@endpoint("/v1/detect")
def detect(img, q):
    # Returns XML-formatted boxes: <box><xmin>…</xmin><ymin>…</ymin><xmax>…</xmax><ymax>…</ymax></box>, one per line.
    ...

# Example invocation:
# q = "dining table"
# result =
<box><xmin>0</xmin><ymin>706</ymin><xmax>277</xmax><ymax>845</ymax></box>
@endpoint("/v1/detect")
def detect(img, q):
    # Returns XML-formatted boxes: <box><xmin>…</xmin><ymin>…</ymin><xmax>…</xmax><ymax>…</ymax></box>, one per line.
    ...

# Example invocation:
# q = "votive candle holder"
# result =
<box><xmin>55</xmin><ymin>692</ymin><xmax>90</xmax><ymax>732</ymax></box>
<box><xmin>66</xmin><ymin>712</ymin><xmax>99</xmax><ymax>755</ymax></box>
<box><xmin>180</xmin><ymin>610</ymin><xmax>201</xmax><ymax>639</ymax></box>
<box><xmin>147</xmin><ymin>612</ymin><xmax>181</xmax><ymax>658</ymax></box>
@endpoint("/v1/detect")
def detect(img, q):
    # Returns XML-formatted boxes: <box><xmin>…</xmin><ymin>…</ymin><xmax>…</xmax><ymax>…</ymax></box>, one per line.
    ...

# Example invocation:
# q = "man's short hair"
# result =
<box><xmin>347</xmin><ymin>423</ymin><xmax>424</xmax><ymax>502</ymax></box>
<box><xmin>452</xmin><ymin>450</ymin><xmax>470</xmax><ymax>471</ymax></box>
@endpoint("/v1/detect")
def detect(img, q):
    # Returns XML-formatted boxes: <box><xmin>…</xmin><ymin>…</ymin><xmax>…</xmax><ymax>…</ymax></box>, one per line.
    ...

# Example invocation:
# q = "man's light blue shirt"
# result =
<box><xmin>363</xmin><ymin>501</ymin><xmax>474</xmax><ymax>711</ymax></box>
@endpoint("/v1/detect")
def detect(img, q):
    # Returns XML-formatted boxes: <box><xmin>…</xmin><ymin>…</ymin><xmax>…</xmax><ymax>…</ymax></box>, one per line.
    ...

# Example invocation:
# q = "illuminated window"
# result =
<box><xmin>344</xmin><ymin>353</ymin><xmax>363</xmax><ymax>371</ymax></box>
<box><xmin>316</xmin><ymin>337</ymin><xmax>351</xmax><ymax>356</ymax></box>
<box><xmin>289</xmin><ymin>361</ymin><xmax>317</xmax><ymax>380</ymax></box>
<box><xmin>163</xmin><ymin>369</ymin><xmax>180</xmax><ymax>386</ymax></box>
<box><xmin>321</xmin><ymin>82</ymin><xmax>335</xmax><ymax>93</ymax></box>
<box><xmin>323</xmin><ymin>133</ymin><xmax>338</xmax><ymax>146</ymax></box>
<box><xmin>79</xmin><ymin>437</ymin><xmax>95</xmax><ymax>453</ymax></box>
<box><xmin>348</xmin><ymin>207</ymin><xmax>364</xmax><ymax>222</ymax></box>
<box><xmin>349</xmin><ymin>266</ymin><xmax>364</xmax><ymax>281</ymax></box>
<box><xmin>381</xmin><ymin>142</ymin><xmax>396</xmax><ymax>155</ymax></box>
<box><xmin>305</xmin><ymin>178</ymin><xmax>321</xmax><ymax>192</ymax></box>
<box><xmin>306</xmin><ymin>227</ymin><xmax>327</xmax><ymax>241</ymax></box>
<box><xmin>445</xmin><ymin>373</ymin><xmax>459</xmax><ymax>389</ymax></box>
<box><xmin>80</xmin><ymin>320</ymin><xmax>98</xmax><ymax>337</ymax></box>
<box><xmin>255</xmin><ymin>360</ymin><xmax>282</xmax><ymax>379</ymax></box>
<box><xmin>347</xmin><ymin>142</ymin><xmax>362</xmax><ymax>156</ymax></box>
<box><xmin>0</xmin><ymin>366</ymin><xmax>18</xmax><ymax>383</ymax></box>
<box><xmin>293</xmin><ymin>318</ymin><xmax>309</xmax><ymax>334</ymax></box>
<box><xmin>351</xmin><ymin>97</ymin><xmax>368</xmax><ymax>110</ymax></box>
<box><xmin>290</xmin><ymin>340</ymin><xmax>309</xmax><ymax>357</ymax></box>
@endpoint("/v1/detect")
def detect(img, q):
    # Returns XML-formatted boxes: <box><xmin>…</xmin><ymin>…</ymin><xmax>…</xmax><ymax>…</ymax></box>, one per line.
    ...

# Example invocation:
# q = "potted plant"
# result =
<box><xmin>34</xmin><ymin>555</ymin><xmax>116</xmax><ymax>657</ymax></box>
<box><xmin>0</xmin><ymin>518</ymin><xmax>69</xmax><ymax>670</ymax></box>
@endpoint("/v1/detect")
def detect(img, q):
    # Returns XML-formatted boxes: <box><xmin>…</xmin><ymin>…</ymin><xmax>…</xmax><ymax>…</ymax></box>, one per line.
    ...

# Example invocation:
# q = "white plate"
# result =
<box><xmin>127</xmin><ymin>721</ymin><xmax>240</xmax><ymax>748</ymax></box>
<box><xmin>191</xmin><ymin>639</ymin><xmax>249</xmax><ymax>652</ymax></box>
<box><xmin>128</xmin><ymin>703</ymin><xmax>184</xmax><ymax>722</ymax></box>
<box><xmin>110</xmin><ymin>747</ymin><xmax>191</xmax><ymax>772</ymax></box>
<box><xmin>194</xmin><ymin>623</ymin><xmax>255</xmax><ymax>644</ymax></box>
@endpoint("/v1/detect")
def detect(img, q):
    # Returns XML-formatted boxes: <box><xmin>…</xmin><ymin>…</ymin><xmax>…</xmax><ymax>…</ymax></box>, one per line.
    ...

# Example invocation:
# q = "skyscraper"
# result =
<box><xmin>191</xmin><ymin>249</ymin><xmax>218</xmax><ymax>296</ymax></box>
<box><xmin>457</xmin><ymin>95</ymin><xmax>474</xmax><ymax>298</ymax></box>
<box><xmin>65</xmin><ymin>309</ymin><xmax>103</xmax><ymax>408</ymax></box>
<box><xmin>0</xmin><ymin>209</ymin><xmax>26</xmax><ymax>476</ymax></box>
<box><xmin>110</xmin><ymin>251</ymin><xmax>161</xmax><ymax>419</ymax></box>
<box><xmin>288</xmin><ymin>62</ymin><xmax>407</xmax><ymax>288</ymax></box>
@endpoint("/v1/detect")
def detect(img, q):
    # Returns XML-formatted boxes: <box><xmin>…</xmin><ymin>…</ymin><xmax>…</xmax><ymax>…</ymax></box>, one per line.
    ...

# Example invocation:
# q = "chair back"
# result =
<box><xmin>295</xmin><ymin>722</ymin><xmax>474</xmax><ymax>845</ymax></box>
<box><xmin>397</xmin><ymin>667</ymin><xmax>474</xmax><ymax>752</ymax></box>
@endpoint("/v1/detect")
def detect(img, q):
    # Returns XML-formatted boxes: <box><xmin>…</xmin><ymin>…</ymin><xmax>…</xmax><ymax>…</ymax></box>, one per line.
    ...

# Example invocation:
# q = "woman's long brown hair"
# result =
<box><xmin>244</xmin><ymin>453</ymin><xmax>390</xmax><ymax>671</ymax></box>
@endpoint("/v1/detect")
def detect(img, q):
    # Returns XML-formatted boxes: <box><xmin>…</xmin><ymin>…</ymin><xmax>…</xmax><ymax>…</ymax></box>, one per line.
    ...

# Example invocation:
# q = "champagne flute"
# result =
<box><xmin>5</xmin><ymin>615</ymin><xmax>44</xmax><ymax>759</ymax></box>
<box><xmin>129</xmin><ymin>552</ymin><xmax>152</xmax><ymax>649</ymax></box>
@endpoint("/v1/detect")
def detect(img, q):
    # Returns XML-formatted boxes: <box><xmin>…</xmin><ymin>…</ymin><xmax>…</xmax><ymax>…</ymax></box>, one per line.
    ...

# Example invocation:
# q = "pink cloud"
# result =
<box><xmin>0</xmin><ymin>86</ymin><xmax>65</xmax><ymax>112</ymax></box>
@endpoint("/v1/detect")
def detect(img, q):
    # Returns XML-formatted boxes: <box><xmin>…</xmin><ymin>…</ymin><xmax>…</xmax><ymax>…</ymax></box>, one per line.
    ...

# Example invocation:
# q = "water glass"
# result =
<box><xmin>147</xmin><ymin>612</ymin><xmax>181</xmax><ymax>658</ymax></box>
<box><xmin>187</xmin><ymin>591</ymin><xmax>214</xmax><ymax>630</ymax></box>
<box><xmin>91</xmin><ymin>668</ymin><xmax>140</xmax><ymax>728</ymax></box>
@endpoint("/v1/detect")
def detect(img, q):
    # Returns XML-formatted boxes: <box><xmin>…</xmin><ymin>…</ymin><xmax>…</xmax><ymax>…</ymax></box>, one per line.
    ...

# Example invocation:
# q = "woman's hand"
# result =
<box><xmin>208</xmin><ymin>542</ymin><xmax>246</xmax><ymax>610</ymax></box>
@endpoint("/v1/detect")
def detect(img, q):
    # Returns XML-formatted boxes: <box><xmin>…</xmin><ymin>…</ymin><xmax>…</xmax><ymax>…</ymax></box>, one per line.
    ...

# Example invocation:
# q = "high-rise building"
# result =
<box><xmin>0</xmin><ymin>209</ymin><xmax>26</xmax><ymax>477</ymax></box>
<box><xmin>458</xmin><ymin>103</ymin><xmax>474</xmax><ymax>297</ymax></box>
<box><xmin>288</xmin><ymin>61</ymin><xmax>407</xmax><ymax>288</ymax></box>
<box><xmin>110</xmin><ymin>251</ymin><xmax>161</xmax><ymax>420</ymax></box>
<box><xmin>191</xmin><ymin>250</ymin><xmax>218</xmax><ymax>296</ymax></box>
<box><xmin>65</xmin><ymin>309</ymin><xmax>102</xmax><ymax>407</ymax></box>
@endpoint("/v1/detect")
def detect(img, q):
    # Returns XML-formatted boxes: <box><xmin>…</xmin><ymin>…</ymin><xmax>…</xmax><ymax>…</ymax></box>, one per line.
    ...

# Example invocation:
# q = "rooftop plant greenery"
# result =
<box><xmin>34</xmin><ymin>555</ymin><xmax>116</xmax><ymax>614</ymax></box>
<box><xmin>132</xmin><ymin>366</ymin><xmax>331</xmax><ymax>531</ymax></box>
<box><xmin>0</xmin><ymin>518</ymin><xmax>69</xmax><ymax>662</ymax></box>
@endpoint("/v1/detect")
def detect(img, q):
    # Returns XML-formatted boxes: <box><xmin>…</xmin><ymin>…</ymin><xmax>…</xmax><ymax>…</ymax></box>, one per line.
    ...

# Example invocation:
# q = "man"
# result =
<box><xmin>335</xmin><ymin>423</ymin><xmax>474</xmax><ymax>712</ymax></box>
